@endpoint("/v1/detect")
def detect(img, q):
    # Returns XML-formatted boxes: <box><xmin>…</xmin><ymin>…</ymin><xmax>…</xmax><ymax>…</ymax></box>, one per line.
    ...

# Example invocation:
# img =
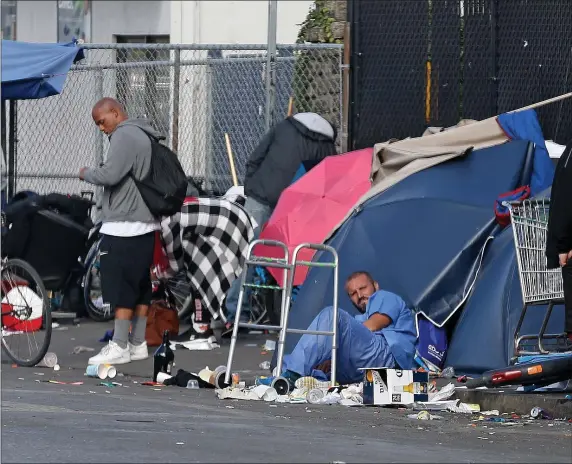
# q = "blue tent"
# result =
<box><xmin>276</xmin><ymin>140</ymin><xmax>535</xmax><ymax>363</ymax></box>
<box><xmin>1</xmin><ymin>39</ymin><xmax>85</xmax><ymax>100</ymax></box>
<box><xmin>445</xmin><ymin>189</ymin><xmax>564</xmax><ymax>375</ymax></box>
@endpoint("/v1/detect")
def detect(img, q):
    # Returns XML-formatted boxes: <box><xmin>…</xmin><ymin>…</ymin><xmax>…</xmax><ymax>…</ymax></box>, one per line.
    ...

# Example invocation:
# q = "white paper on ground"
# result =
<box><xmin>171</xmin><ymin>340</ymin><xmax>219</xmax><ymax>351</ymax></box>
<box><xmin>428</xmin><ymin>382</ymin><xmax>456</xmax><ymax>402</ymax></box>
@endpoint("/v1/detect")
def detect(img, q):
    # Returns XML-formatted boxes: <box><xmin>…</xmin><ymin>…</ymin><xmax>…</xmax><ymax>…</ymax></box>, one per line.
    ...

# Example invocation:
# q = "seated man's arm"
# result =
<box><xmin>362</xmin><ymin>292</ymin><xmax>405</xmax><ymax>332</ymax></box>
<box><xmin>363</xmin><ymin>313</ymin><xmax>392</xmax><ymax>332</ymax></box>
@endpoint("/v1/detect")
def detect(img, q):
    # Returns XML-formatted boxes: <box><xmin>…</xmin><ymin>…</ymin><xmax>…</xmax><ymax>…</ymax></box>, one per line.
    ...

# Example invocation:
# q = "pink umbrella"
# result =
<box><xmin>256</xmin><ymin>148</ymin><xmax>373</xmax><ymax>286</ymax></box>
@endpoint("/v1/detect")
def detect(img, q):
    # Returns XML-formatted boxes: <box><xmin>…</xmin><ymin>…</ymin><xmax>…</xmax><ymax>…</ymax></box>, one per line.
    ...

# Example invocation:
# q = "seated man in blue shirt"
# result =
<box><xmin>274</xmin><ymin>271</ymin><xmax>417</xmax><ymax>386</ymax></box>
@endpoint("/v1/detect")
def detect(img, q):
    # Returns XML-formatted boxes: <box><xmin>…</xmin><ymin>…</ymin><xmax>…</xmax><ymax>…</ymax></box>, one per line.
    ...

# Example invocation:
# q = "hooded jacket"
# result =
<box><xmin>244</xmin><ymin>113</ymin><xmax>337</xmax><ymax>208</ymax></box>
<box><xmin>83</xmin><ymin>119</ymin><xmax>162</xmax><ymax>223</ymax></box>
<box><xmin>546</xmin><ymin>140</ymin><xmax>572</xmax><ymax>268</ymax></box>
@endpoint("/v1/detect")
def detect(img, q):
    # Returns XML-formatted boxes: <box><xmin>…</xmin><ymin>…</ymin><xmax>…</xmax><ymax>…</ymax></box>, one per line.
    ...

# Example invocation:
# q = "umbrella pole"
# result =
<box><xmin>287</xmin><ymin>96</ymin><xmax>294</xmax><ymax>117</ymax></box>
<box><xmin>224</xmin><ymin>132</ymin><xmax>239</xmax><ymax>187</ymax></box>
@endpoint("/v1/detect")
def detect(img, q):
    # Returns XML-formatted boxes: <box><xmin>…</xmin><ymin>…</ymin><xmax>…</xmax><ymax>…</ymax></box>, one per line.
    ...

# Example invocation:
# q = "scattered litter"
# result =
<box><xmin>428</xmin><ymin>382</ymin><xmax>456</xmax><ymax>402</ymax></box>
<box><xmin>72</xmin><ymin>346</ymin><xmax>95</xmax><ymax>354</ymax></box>
<box><xmin>37</xmin><ymin>352</ymin><xmax>58</xmax><ymax>368</ymax></box>
<box><xmin>477</xmin><ymin>437</ymin><xmax>489</xmax><ymax>440</ymax></box>
<box><xmin>263</xmin><ymin>340</ymin><xmax>276</xmax><ymax>351</ymax></box>
<box><xmin>17</xmin><ymin>377</ymin><xmax>24</xmax><ymax>380</ymax></box>
<box><xmin>153</xmin><ymin>388</ymin><xmax>162</xmax><ymax>391</ymax></box>
<box><xmin>481</xmin><ymin>410</ymin><xmax>500</xmax><ymax>416</ymax></box>
<box><xmin>99</xmin><ymin>381</ymin><xmax>116</xmax><ymax>388</ymax></box>
<box><xmin>142</xmin><ymin>381</ymin><xmax>163</xmax><ymax>387</ymax></box>
<box><xmin>407</xmin><ymin>411</ymin><xmax>443</xmax><ymax>420</ymax></box>
<box><xmin>225</xmin><ymin>405</ymin><xmax>235</xmax><ymax>409</ymax></box>
<box><xmin>99</xmin><ymin>329</ymin><xmax>113</xmax><ymax>343</ymax></box>
<box><xmin>440</xmin><ymin>366</ymin><xmax>455</xmax><ymax>379</ymax></box>
<box><xmin>52</xmin><ymin>322</ymin><xmax>60</xmax><ymax>328</ymax></box>
<box><xmin>53</xmin><ymin>365</ymin><xmax>60</xmax><ymax>371</ymax></box>
<box><xmin>176</xmin><ymin>442</ymin><xmax>184</xmax><ymax>445</ymax></box>
<box><xmin>259</xmin><ymin>361</ymin><xmax>271</xmax><ymax>370</ymax></box>
<box><xmin>171</xmin><ymin>339</ymin><xmax>219</xmax><ymax>351</ymax></box>
<box><xmin>245</xmin><ymin>344</ymin><xmax>257</xmax><ymax>347</ymax></box>
<box><xmin>531</xmin><ymin>407</ymin><xmax>553</xmax><ymax>420</ymax></box>
<box><xmin>216</xmin><ymin>385</ymin><xmax>278</xmax><ymax>402</ymax></box>
<box><xmin>34</xmin><ymin>372</ymin><xmax>44</xmax><ymax>376</ymax></box>
<box><xmin>47</xmin><ymin>380</ymin><xmax>83</xmax><ymax>385</ymax></box>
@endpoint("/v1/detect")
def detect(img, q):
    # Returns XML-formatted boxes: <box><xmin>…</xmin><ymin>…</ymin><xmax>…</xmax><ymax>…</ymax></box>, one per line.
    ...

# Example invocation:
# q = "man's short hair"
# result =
<box><xmin>345</xmin><ymin>271</ymin><xmax>375</xmax><ymax>286</ymax></box>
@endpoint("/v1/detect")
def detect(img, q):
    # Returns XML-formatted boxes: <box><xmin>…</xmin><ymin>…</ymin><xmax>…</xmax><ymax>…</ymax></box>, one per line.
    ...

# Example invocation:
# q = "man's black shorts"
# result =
<box><xmin>99</xmin><ymin>232</ymin><xmax>155</xmax><ymax>310</ymax></box>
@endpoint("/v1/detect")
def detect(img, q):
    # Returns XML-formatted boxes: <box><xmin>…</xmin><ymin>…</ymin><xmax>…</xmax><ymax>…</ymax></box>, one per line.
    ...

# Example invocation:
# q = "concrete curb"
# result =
<box><xmin>455</xmin><ymin>389</ymin><xmax>572</xmax><ymax>417</ymax></box>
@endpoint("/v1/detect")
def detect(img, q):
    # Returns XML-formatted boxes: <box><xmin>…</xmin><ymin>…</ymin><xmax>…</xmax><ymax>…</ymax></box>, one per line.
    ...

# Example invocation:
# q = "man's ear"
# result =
<box><xmin>374</xmin><ymin>281</ymin><xmax>380</xmax><ymax>291</ymax></box>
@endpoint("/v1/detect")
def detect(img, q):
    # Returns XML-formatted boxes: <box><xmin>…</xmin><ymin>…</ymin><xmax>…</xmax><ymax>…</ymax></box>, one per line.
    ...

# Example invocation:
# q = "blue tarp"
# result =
<box><xmin>1</xmin><ymin>40</ymin><xmax>84</xmax><ymax>100</ymax></box>
<box><xmin>497</xmin><ymin>110</ymin><xmax>554</xmax><ymax>196</ymax></box>
<box><xmin>277</xmin><ymin>140</ymin><xmax>535</xmax><ymax>363</ymax></box>
<box><xmin>446</xmin><ymin>188</ymin><xmax>565</xmax><ymax>375</ymax></box>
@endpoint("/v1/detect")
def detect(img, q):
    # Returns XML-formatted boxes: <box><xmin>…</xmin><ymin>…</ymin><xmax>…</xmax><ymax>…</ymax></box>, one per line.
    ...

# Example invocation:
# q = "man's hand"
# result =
<box><xmin>79</xmin><ymin>167</ymin><xmax>87</xmax><ymax>180</ymax></box>
<box><xmin>314</xmin><ymin>360</ymin><xmax>331</xmax><ymax>374</ymax></box>
<box><xmin>559</xmin><ymin>250</ymin><xmax>572</xmax><ymax>267</ymax></box>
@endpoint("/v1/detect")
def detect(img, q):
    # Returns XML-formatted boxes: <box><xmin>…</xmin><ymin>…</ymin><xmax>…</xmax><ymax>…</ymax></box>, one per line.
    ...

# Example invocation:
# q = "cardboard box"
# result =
<box><xmin>360</xmin><ymin>368</ymin><xmax>429</xmax><ymax>405</ymax></box>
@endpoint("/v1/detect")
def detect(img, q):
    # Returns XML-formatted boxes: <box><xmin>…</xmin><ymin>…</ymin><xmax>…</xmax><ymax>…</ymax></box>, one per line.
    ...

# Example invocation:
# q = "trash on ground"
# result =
<box><xmin>407</xmin><ymin>411</ymin><xmax>443</xmax><ymax>420</ymax></box>
<box><xmin>37</xmin><ymin>352</ymin><xmax>58</xmax><ymax>368</ymax></box>
<box><xmin>481</xmin><ymin>410</ymin><xmax>500</xmax><ymax>416</ymax></box>
<box><xmin>53</xmin><ymin>364</ymin><xmax>60</xmax><ymax>371</ymax></box>
<box><xmin>163</xmin><ymin>369</ymin><xmax>215</xmax><ymax>389</ymax></box>
<box><xmin>170</xmin><ymin>339</ymin><xmax>219</xmax><ymax>351</ymax></box>
<box><xmin>216</xmin><ymin>385</ymin><xmax>278</xmax><ymax>402</ymax></box>
<box><xmin>259</xmin><ymin>361</ymin><xmax>271</xmax><ymax>370</ymax></box>
<box><xmin>85</xmin><ymin>363</ymin><xmax>117</xmax><ymax>380</ymax></box>
<box><xmin>72</xmin><ymin>346</ymin><xmax>95</xmax><ymax>354</ymax></box>
<box><xmin>141</xmin><ymin>381</ymin><xmax>163</xmax><ymax>387</ymax></box>
<box><xmin>531</xmin><ymin>407</ymin><xmax>553</xmax><ymax>420</ymax></box>
<box><xmin>99</xmin><ymin>381</ymin><xmax>115</xmax><ymax>388</ymax></box>
<box><xmin>428</xmin><ymin>382</ymin><xmax>456</xmax><ymax>402</ymax></box>
<box><xmin>361</xmin><ymin>368</ymin><xmax>429</xmax><ymax>405</ymax></box>
<box><xmin>156</xmin><ymin>372</ymin><xmax>172</xmax><ymax>384</ymax></box>
<box><xmin>99</xmin><ymin>329</ymin><xmax>114</xmax><ymax>343</ymax></box>
<box><xmin>186</xmin><ymin>380</ymin><xmax>200</xmax><ymax>389</ymax></box>
<box><xmin>262</xmin><ymin>340</ymin><xmax>276</xmax><ymax>351</ymax></box>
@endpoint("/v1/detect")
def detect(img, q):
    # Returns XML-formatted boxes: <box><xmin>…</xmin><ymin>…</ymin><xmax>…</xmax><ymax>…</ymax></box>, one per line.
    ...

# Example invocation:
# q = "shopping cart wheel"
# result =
<box><xmin>271</xmin><ymin>376</ymin><xmax>290</xmax><ymax>395</ymax></box>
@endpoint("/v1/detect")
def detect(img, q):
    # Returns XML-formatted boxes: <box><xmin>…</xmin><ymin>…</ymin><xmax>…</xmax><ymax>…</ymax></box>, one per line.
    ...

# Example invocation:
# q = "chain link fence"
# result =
<box><xmin>349</xmin><ymin>0</ymin><xmax>572</xmax><ymax>149</ymax></box>
<box><xmin>8</xmin><ymin>43</ymin><xmax>342</xmax><ymax>197</ymax></box>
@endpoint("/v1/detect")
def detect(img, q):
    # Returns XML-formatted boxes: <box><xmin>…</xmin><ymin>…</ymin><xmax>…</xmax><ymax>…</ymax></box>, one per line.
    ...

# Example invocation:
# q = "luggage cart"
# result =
<box><xmin>506</xmin><ymin>199</ymin><xmax>568</xmax><ymax>358</ymax></box>
<box><xmin>223</xmin><ymin>240</ymin><xmax>339</xmax><ymax>394</ymax></box>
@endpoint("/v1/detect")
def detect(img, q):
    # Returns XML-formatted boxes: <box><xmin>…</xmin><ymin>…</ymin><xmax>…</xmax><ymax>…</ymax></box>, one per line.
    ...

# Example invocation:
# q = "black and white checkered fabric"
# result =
<box><xmin>159</xmin><ymin>197</ymin><xmax>254</xmax><ymax>320</ymax></box>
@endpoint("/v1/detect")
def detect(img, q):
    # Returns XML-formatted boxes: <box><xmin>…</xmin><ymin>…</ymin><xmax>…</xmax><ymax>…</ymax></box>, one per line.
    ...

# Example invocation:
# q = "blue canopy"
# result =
<box><xmin>1</xmin><ymin>40</ymin><xmax>85</xmax><ymax>100</ymax></box>
<box><xmin>275</xmin><ymin>140</ymin><xmax>535</xmax><ymax>366</ymax></box>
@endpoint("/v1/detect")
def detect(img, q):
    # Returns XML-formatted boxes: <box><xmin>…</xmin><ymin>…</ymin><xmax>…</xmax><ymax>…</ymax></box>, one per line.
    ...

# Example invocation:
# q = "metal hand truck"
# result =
<box><xmin>223</xmin><ymin>239</ymin><xmax>339</xmax><ymax>395</ymax></box>
<box><xmin>506</xmin><ymin>199</ymin><xmax>568</xmax><ymax>358</ymax></box>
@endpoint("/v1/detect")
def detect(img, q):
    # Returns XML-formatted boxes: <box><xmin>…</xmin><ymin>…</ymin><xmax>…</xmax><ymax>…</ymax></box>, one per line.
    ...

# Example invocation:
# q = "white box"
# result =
<box><xmin>360</xmin><ymin>367</ymin><xmax>429</xmax><ymax>406</ymax></box>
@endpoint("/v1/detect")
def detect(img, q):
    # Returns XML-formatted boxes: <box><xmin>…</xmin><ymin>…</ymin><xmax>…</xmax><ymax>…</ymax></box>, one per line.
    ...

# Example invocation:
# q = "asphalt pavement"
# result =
<box><xmin>2</xmin><ymin>320</ymin><xmax>571</xmax><ymax>463</ymax></box>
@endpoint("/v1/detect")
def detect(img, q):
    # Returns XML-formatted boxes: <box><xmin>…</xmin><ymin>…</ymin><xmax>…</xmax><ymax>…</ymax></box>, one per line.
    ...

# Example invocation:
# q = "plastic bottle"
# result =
<box><xmin>441</xmin><ymin>366</ymin><xmax>455</xmax><ymax>379</ymax></box>
<box><xmin>307</xmin><ymin>388</ymin><xmax>325</xmax><ymax>404</ymax></box>
<box><xmin>186</xmin><ymin>379</ymin><xmax>200</xmax><ymax>389</ymax></box>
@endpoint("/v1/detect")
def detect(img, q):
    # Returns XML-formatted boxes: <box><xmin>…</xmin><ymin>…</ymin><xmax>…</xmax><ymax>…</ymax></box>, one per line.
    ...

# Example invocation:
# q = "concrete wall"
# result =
<box><xmin>170</xmin><ymin>0</ymin><xmax>312</xmax><ymax>44</ymax></box>
<box><xmin>90</xmin><ymin>0</ymin><xmax>170</xmax><ymax>43</ymax></box>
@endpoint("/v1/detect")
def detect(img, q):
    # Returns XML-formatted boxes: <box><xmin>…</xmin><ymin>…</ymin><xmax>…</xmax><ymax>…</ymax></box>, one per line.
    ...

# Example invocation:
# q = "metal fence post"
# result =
<box><xmin>265</xmin><ymin>0</ymin><xmax>278</xmax><ymax>131</ymax></box>
<box><xmin>172</xmin><ymin>49</ymin><xmax>181</xmax><ymax>153</ymax></box>
<box><xmin>489</xmin><ymin>0</ymin><xmax>498</xmax><ymax>116</ymax></box>
<box><xmin>7</xmin><ymin>100</ymin><xmax>17</xmax><ymax>198</ymax></box>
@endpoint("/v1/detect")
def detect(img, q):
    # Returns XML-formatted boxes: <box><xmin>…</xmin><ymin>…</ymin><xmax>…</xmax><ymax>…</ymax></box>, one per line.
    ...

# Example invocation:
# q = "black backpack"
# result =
<box><xmin>132</xmin><ymin>133</ymin><xmax>188</xmax><ymax>217</ymax></box>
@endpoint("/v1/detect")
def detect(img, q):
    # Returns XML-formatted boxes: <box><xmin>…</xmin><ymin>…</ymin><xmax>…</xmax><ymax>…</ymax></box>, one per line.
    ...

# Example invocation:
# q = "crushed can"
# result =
<box><xmin>530</xmin><ymin>407</ymin><xmax>552</xmax><ymax>420</ymax></box>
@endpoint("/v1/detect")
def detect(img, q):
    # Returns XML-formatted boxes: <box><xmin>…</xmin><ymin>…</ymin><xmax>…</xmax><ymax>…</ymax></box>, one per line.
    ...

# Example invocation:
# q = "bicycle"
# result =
<box><xmin>1</xmin><ymin>257</ymin><xmax>52</xmax><ymax>366</ymax></box>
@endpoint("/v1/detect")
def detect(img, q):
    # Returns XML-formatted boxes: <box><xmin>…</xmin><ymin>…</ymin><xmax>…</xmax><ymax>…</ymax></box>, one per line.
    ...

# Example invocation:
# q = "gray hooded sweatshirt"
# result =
<box><xmin>83</xmin><ymin>119</ymin><xmax>163</xmax><ymax>223</ymax></box>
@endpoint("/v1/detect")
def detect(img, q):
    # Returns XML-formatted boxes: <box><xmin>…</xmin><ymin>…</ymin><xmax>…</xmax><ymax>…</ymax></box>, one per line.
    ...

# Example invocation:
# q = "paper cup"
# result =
<box><xmin>156</xmin><ymin>372</ymin><xmax>172</xmax><ymax>384</ymax></box>
<box><xmin>37</xmin><ymin>352</ymin><xmax>58</xmax><ymax>368</ymax></box>
<box><xmin>85</xmin><ymin>364</ymin><xmax>116</xmax><ymax>379</ymax></box>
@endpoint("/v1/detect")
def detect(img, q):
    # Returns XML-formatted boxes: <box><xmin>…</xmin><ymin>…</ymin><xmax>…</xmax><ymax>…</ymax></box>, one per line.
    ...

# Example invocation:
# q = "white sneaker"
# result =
<box><xmin>88</xmin><ymin>341</ymin><xmax>131</xmax><ymax>365</ymax></box>
<box><xmin>129</xmin><ymin>341</ymin><xmax>149</xmax><ymax>361</ymax></box>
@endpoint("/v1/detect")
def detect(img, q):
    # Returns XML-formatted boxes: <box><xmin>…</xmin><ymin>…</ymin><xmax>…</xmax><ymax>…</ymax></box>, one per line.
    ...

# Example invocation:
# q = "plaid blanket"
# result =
<box><xmin>157</xmin><ymin>197</ymin><xmax>254</xmax><ymax>320</ymax></box>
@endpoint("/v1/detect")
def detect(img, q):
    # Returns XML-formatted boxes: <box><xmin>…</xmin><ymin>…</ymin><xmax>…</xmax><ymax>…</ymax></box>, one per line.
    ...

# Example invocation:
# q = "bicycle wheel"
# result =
<box><xmin>1</xmin><ymin>258</ymin><xmax>52</xmax><ymax>367</ymax></box>
<box><xmin>164</xmin><ymin>271</ymin><xmax>194</xmax><ymax>319</ymax></box>
<box><xmin>82</xmin><ymin>237</ymin><xmax>113</xmax><ymax>322</ymax></box>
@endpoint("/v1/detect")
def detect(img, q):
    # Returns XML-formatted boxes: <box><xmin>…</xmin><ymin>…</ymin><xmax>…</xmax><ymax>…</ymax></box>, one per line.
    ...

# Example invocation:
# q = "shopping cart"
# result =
<box><xmin>506</xmin><ymin>199</ymin><xmax>569</xmax><ymax>357</ymax></box>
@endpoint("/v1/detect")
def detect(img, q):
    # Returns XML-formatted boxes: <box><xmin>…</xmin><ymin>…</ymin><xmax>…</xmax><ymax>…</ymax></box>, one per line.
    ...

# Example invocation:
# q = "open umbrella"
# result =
<box><xmin>256</xmin><ymin>148</ymin><xmax>373</xmax><ymax>286</ymax></box>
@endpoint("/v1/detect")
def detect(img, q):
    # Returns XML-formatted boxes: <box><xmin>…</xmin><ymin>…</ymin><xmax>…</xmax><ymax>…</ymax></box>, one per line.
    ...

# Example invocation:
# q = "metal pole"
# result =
<box><xmin>94</xmin><ymin>70</ymin><xmax>104</xmax><ymax>220</ymax></box>
<box><xmin>172</xmin><ymin>49</ymin><xmax>181</xmax><ymax>153</ymax></box>
<box><xmin>489</xmin><ymin>0</ymin><xmax>498</xmax><ymax>116</ymax></box>
<box><xmin>265</xmin><ymin>0</ymin><xmax>278</xmax><ymax>131</ymax></box>
<box><xmin>1</xmin><ymin>101</ymin><xmax>6</xmax><ymax>163</ymax></box>
<box><xmin>7</xmin><ymin>100</ymin><xmax>17</xmax><ymax>198</ymax></box>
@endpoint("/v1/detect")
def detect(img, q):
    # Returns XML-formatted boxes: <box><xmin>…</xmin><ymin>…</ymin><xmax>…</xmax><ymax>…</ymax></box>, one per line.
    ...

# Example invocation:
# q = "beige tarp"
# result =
<box><xmin>324</xmin><ymin>116</ymin><xmax>510</xmax><ymax>242</ymax></box>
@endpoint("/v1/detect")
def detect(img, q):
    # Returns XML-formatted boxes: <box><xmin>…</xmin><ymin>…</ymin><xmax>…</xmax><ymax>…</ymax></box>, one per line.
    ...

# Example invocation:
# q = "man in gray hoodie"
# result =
<box><xmin>80</xmin><ymin>97</ymin><xmax>161</xmax><ymax>365</ymax></box>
